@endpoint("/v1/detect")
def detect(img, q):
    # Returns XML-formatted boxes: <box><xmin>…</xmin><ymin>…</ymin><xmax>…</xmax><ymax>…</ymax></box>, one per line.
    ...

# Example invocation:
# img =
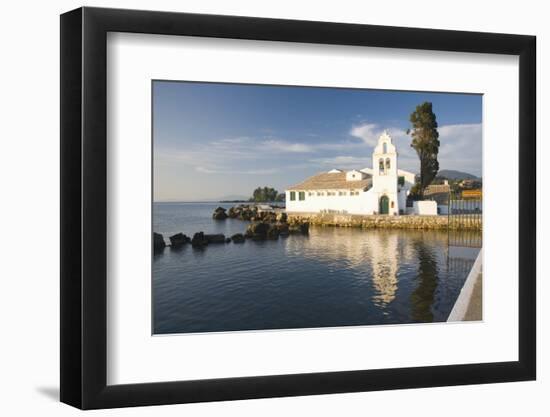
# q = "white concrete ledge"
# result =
<box><xmin>447</xmin><ymin>248</ymin><xmax>483</xmax><ymax>322</ymax></box>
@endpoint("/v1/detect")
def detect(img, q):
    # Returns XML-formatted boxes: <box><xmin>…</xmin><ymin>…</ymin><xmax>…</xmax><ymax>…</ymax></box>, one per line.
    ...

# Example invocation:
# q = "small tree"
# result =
<box><xmin>250</xmin><ymin>186</ymin><xmax>279</xmax><ymax>202</ymax></box>
<box><xmin>407</xmin><ymin>102</ymin><xmax>440</xmax><ymax>198</ymax></box>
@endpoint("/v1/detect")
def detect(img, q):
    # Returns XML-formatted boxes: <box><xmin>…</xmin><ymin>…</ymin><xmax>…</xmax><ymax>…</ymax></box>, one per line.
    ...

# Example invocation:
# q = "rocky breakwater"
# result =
<box><xmin>244</xmin><ymin>220</ymin><xmax>308</xmax><ymax>241</ymax></box>
<box><xmin>213</xmin><ymin>203</ymin><xmax>306</xmax><ymax>241</ymax></box>
<box><xmin>154</xmin><ymin>211</ymin><xmax>308</xmax><ymax>252</ymax></box>
<box><xmin>153</xmin><ymin>231</ymin><xmax>234</xmax><ymax>252</ymax></box>
<box><xmin>153</xmin><ymin>205</ymin><xmax>305</xmax><ymax>252</ymax></box>
<box><xmin>190</xmin><ymin>232</ymin><xmax>228</xmax><ymax>247</ymax></box>
<box><xmin>223</xmin><ymin>204</ymin><xmax>287</xmax><ymax>223</ymax></box>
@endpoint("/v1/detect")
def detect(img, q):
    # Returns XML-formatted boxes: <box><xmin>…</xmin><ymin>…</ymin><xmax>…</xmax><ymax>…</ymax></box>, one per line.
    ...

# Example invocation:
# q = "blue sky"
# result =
<box><xmin>153</xmin><ymin>81</ymin><xmax>482</xmax><ymax>202</ymax></box>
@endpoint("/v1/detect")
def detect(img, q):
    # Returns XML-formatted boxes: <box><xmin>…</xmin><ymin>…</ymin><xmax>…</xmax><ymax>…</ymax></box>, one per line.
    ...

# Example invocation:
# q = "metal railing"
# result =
<box><xmin>448</xmin><ymin>192</ymin><xmax>482</xmax><ymax>233</ymax></box>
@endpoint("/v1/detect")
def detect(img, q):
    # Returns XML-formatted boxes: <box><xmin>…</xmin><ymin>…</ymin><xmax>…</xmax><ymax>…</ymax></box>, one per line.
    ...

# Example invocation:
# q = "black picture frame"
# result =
<box><xmin>60</xmin><ymin>6</ymin><xmax>536</xmax><ymax>410</ymax></box>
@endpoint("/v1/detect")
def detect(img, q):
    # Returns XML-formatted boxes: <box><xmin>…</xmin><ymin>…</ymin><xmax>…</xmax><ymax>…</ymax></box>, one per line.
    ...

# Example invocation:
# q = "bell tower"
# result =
<box><xmin>371</xmin><ymin>131</ymin><xmax>399</xmax><ymax>214</ymax></box>
<box><xmin>372</xmin><ymin>130</ymin><xmax>397</xmax><ymax>179</ymax></box>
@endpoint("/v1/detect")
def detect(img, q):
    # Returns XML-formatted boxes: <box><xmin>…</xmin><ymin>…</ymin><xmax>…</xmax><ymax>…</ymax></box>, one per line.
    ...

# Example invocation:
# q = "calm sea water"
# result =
<box><xmin>153</xmin><ymin>202</ymin><xmax>480</xmax><ymax>334</ymax></box>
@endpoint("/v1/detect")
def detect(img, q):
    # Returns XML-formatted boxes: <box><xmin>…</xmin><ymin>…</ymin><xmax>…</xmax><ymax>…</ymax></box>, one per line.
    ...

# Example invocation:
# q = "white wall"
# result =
<box><xmin>372</xmin><ymin>167</ymin><xmax>398</xmax><ymax>196</ymax></box>
<box><xmin>286</xmin><ymin>188</ymin><xmax>406</xmax><ymax>215</ymax></box>
<box><xmin>397</xmin><ymin>169</ymin><xmax>416</xmax><ymax>187</ymax></box>
<box><xmin>413</xmin><ymin>200</ymin><xmax>438</xmax><ymax>215</ymax></box>
<box><xmin>0</xmin><ymin>1</ymin><xmax>547</xmax><ymax>417</ymax></box>
<box><xmin>398</xmin><ymin>188</ymin><xmax>408</xmax><ymax>214</ymax></box>
<box><xmin>286</xmin><ymin>189</ymin><xmax>378</xmax><ymax>215</ymax></box>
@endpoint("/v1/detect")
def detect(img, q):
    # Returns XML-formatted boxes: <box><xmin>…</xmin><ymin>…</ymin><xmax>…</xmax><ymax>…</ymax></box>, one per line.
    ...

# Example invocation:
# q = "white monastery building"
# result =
<box><xmin>285</xmin><ymin>131</ymin><xmax>416</xmax><ymax>215</ymax></box>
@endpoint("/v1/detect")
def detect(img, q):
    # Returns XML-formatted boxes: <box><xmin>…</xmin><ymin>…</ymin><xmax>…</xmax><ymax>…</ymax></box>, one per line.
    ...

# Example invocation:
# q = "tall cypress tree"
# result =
<box><xmin>407</xmin><ymin>102</ymin><xmax>440</xmax><ymax>198</ymax></box>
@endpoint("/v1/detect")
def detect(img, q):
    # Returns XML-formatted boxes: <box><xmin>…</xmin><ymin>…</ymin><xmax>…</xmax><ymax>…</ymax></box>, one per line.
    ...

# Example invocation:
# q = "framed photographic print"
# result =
<box><xmin>60</xmin><ymin>6</ymin><xmax>536</xmax><ymax>409</ymax></box>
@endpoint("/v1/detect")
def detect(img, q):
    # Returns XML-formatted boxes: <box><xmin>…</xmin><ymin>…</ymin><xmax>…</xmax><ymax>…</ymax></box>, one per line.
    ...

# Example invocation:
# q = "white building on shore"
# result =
<box><xmin>285</xmin><ymin>131</ymin><xmax>416</xmax><ymax>215</ymax></box>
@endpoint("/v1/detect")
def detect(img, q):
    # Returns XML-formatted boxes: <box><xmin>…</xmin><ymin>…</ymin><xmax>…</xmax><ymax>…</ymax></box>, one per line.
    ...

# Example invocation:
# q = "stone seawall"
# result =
<box><xmin>287</xmin><ymin>213</ymin><xmax>481</xmax><ymax>231</ymax></box>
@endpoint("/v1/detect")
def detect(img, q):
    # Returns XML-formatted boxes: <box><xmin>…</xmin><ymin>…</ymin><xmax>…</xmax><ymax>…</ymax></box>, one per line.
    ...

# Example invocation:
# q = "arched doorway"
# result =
<box><xmin>379</xmin><ymin>195</ymin><xmax>389</xmax><ymax>215</ymax></box>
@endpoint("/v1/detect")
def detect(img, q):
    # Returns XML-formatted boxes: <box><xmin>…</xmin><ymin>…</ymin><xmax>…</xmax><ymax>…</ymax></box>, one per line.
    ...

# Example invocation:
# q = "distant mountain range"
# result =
<box><xmin>437</xmin><ymin>169</ymin><xmax>480</xmax><ymax>180</ymax></box>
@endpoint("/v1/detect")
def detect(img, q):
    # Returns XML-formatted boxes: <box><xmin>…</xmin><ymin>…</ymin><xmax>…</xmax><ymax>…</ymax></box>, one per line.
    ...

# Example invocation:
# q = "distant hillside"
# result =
<box><xmin>437</xmin><ymin>169</ymin><xmax>480</xmax><ymax>180</ymax></box>
<box><xmin>217</xmin><ymin>194</ymin><xmax>249</xmax><ymax>202</ymax></box>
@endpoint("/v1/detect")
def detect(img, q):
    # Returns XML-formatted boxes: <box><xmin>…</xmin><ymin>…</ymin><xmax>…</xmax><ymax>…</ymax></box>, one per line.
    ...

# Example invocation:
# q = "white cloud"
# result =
<box><xmin>309</xmin><ymin>155</ymin><xmax>369</xmax><ymax>168</ymax></box>
<box><xmin>195</xmin><ymin>166</ymin><xmax>219</xmax><ymax>174</ymax></box>
<box><xmin>347</xmin><ymin>121</ymin><xmax>482</xmax><ymax>176</ymax></box>
<box><xmin>437</xmin><ymin>123</ymin><xmax>482</xmax><ymax>176</ymax></box>
<box><xmin>350</xmin><ymin>122</ymin><xmax>409</xmax><ymax>146</ymax></box>
<box><xmin>349</xmin><ymin>122</ymin><xmax>380</xmax><ymax>146</ymax></box>
<box><xmin>156</xmin><ymin>122</ymin><xmax>482</xmax><ymax>196</ymax></box>
<box><xmin>386</xmin><ymin>127</ymin><xmax>409</xmax><ymax>141</ymax></box>
<box><xmin>211</xmin><ymin>136</ymin><xmax>316</xmax><ymax>154</ymax></box>
<box><xmin>210</xmin><ymin>136</ymin><xmax>251</xmax><ymax>146</ymax></box>
<box><xmin>196</xmin><ymin>166</ymin><xmax>281</xmax><ymax>175</ymax></box>
<box><xmin>313</xmin><ymin>141</ymin><xmax>365</xmax><ymax>152</ymax></box>
<box><xmin>438</xmin><ymin>124</ymin><xmax>482</xmax><ymax>155</ymax></box>
<box><xmin>261</xmin><ymin>139</ymin><xmax>313</xmax><ymax>153</ymax></box>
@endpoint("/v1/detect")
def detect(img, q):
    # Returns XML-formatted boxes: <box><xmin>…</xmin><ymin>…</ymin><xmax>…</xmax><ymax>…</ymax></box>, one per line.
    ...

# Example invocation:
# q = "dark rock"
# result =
<box><xmin>212</xmin><ymin>207</ymin><xmax>228</xmax><ymax>220</ymax></box>
<box><xmin>169</xmin><ymin>232</ymin><xmax>190</xmax><ymax>247</ymax></box>
<box><xmin>225</xmin><ymin>237</ymin><xmax>231</xmax><ymax>243</ymax></box>
<box><xmin>227</xmin><ymin>207</ymin><xmax>238</xmax><ymax>218</ymax></box>
<box><xmin>204</xmin><ymin>234</ymin><xmax>226</xmax><ymax>244</ymax></box>
<box><xmin>153</xmin><ymin>233</ymin><xmax>166</xmax><ymax>251</ymax></box>
<box><xmin>239</xmin><ymin>208</ymin><xmax>255</xmax><ymax>221</ymax></box>
<box><xmin>231</xmin><ymin>233</ymin><xmax>245</xmax><ymax>243</ymax></box>
<box><xmin>288</xmin><ymin>222</ymin><xmax>309</xmax><ymax>235</ymax></box>
<box><xmin>262</xmin><ymin>212</ymin><xmax>277</xmax><ymax>223</ymax></box>
<box><xmin>191</xmin><ymin>232</ymin><xmax>208</xmax><ymax>247</ymax></box>
<box><xmin>266</xmin><ymin>224</ymin><xmax>280</xmax><ymax>240</ymax></box>
<box><xmin>276</xmin><ymin>212</ymin><xmax>287</xmax><ymax>223</ymax></box>
<box><xmin>222</xmin><ymin>204</ymin><xmax>270</xmax><ymax>221</ymax></box>
<box><xmin>253</xmin><ymin>222</ymin><xmax>270</xmax><ymax>234</ymax></box>
<box><xmin>245</xmin><ymin>222</ymin><xmax>270</xmax><ymax>239</ymax></box>
<box><xmin>277</xmin><ymin>223</ymin><xmax>289</xmax><ymax>236</ymax></box>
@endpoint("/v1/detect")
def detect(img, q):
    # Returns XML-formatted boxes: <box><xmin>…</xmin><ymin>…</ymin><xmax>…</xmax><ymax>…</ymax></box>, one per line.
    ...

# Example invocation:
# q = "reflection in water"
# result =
<box><xmin>368</xmin><ymin>232</ymin><xmax>399</xmax><ymax>306</ymax></box>
<box><xmin>284</xmin><ymin>229</ymin><xmax>401</xmax><ymax>306</ymax></box>
<box><xmin>153</xmin><ymin>202</ymin><xmax>482</xmax><ymax>333</ymax></box>
<box><xmin>285</xmin><ymin>229</ymin><xmax>478</xmax><ymax>315</ymax></box>
<box><xmin>410</xmin><ymin>242</ymin><xmax>438</xmax><ymax>322</ymax></box>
